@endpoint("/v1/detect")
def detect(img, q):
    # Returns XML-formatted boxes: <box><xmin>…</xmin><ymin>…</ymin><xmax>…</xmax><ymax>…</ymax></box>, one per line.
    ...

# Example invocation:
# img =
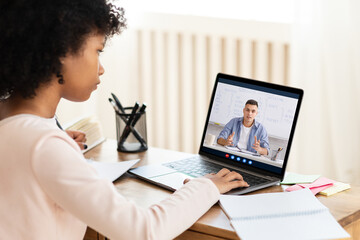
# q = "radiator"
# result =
<box><xmin>131</xmin><ymin>13</ymin><xmax>291</xmax><ymax>153</ymax></box>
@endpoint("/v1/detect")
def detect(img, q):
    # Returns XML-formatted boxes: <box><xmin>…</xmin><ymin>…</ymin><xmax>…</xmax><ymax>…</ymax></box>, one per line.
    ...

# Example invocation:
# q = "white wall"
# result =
<box><xmin>56</xmin><ymin>4</ymin><xmax>360</xmax><ymax>185</ymax></box>
<box><xmin>57</xmin><ymin>13</ymin><xmax>291</xmax><ymax>152</ymax></box>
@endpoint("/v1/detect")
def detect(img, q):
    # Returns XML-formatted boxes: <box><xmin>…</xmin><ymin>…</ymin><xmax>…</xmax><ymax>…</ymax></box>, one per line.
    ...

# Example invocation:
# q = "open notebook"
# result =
<box><xmin>64</xmin><ymin>116</ymin><xmax>105</xmax><ymax>153</ymax></box>
<box><xmin>219</xmin><ymin>188</ymin><xmax>349</xmax><ymax>240</ymax></box>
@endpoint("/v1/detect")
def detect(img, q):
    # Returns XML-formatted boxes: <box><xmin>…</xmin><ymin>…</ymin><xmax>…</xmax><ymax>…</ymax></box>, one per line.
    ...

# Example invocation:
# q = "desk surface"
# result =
<box><xmin>84</xmin><ymin>139</ymin><xmax>360</xmax><ymax>240</ymax></box>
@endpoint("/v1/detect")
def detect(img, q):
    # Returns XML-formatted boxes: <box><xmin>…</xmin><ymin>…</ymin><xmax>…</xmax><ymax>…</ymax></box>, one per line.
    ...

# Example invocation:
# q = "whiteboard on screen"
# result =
<box><xmin>209</xmin><ymin>83</ymin><xmax>298</xmax><ymax>139</ymax></box>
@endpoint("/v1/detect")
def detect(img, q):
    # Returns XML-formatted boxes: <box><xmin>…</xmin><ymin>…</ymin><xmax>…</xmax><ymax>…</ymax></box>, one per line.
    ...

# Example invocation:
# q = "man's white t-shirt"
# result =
<box><xmin>237</xmin><ymin>124</ymin><xmax>252</xmax><ymax>150</ymax></box>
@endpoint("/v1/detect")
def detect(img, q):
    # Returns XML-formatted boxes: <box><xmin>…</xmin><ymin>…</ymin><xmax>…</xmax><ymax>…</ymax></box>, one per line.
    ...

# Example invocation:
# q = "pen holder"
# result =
<box><xmin>271</xmin><ymin>149</ymin><xmax>279</xmax><ymax>161</ymax></box>
<box><xmin>115</xmin><ymin>107</ymin><xmax>148</xmax><ymax>153</ymax></box>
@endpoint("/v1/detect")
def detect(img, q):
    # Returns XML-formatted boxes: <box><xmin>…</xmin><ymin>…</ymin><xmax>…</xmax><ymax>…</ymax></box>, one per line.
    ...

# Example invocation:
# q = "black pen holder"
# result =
<box><xmin>115</xmin><ymin>107</ymin><xmax>148</xmax><ymax>153</ymax></box>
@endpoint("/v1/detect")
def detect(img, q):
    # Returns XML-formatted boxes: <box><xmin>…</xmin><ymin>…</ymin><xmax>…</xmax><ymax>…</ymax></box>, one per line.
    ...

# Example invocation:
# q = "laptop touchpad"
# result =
<box><xmin>150</xmin><ymin>172</ymin><xmax>193</xmax><ymax>190</ymax></box>
<box><xmin>130</xmin><ymin>165</ymin><xmax>176</xmax><ymax>178</ymax></box>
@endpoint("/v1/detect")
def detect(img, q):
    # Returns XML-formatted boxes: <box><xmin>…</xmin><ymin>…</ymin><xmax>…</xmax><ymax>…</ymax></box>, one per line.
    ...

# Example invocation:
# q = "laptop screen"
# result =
<box><xmin>200</xmin><ymin>73</ymin><xmax>303</xmax><ymax>178</ymax></box>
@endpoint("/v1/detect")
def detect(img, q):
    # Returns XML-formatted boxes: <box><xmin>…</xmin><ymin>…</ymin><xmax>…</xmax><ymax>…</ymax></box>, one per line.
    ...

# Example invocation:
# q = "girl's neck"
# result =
<box><xmin>0</xmin><ymin>81</ymin><xmax>61</xmax><ymax>120</ymax></box>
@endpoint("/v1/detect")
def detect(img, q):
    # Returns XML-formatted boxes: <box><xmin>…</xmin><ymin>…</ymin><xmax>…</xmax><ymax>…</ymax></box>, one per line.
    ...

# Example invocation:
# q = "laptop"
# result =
<box><xmin>129</xmin><ymin>73</ymin><xmax>303</xmax><ymax>195</ymax></box>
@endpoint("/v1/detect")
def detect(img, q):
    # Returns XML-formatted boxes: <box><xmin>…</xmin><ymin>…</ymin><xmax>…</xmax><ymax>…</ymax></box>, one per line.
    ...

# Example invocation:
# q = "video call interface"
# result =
<box><xmin>202</xmin><ymin>78</ymin><xmax>301</xmax><ymax>174</ymax></box>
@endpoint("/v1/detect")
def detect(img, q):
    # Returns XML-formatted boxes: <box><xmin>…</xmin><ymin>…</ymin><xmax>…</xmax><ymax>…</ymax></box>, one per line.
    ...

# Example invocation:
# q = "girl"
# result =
<box><xmin>0</xmin><ymin>0</ymin><xmax>248</xmax><ymax>239</ymax></box>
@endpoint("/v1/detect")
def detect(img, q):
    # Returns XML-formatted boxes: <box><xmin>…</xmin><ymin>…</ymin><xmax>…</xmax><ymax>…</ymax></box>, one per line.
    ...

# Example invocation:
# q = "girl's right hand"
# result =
<box><xmin>184</xmin><ymin>168</ymin><xmax>249</xmax><ymax>194</ymax></box>
<box><xmin>204</xmin><ymin>168</ymin><xmax>249</xmax><ymax>194</ymax></box>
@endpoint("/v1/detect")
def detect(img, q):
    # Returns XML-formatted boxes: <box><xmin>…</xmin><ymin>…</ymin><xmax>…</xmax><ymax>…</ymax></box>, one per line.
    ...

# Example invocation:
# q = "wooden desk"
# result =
<box><xmin>84</xmin><ymin>139</ymin><xmax>360</xmax><ymax>240</ymax></box>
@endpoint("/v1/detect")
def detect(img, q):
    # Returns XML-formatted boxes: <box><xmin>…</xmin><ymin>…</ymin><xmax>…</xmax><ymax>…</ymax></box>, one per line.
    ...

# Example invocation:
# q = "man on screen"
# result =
<box><xmin>217</xmin><ymin>99</ymin><xmax>270</xmax><ymax>155</ymax></box>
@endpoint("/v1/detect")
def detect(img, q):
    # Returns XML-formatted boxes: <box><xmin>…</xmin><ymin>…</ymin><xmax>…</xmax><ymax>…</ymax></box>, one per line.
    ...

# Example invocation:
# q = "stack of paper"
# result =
<box><xmin>282</xmin><ymin>173</ymin><xmax>351</xmax><ymax>196</ymax></box>
<box><xmin>220</xmin><ymin>189</ymin><xmax>349</xmax><ymax>240</ymax></box>
<box><xmin>87</xmin><ymin>159</ymin><xmax>139</xmax><ymax>182</ymax></box>
<box><xmin>286</xmin><ymin>177</ymin><xmax>336</xmax><ymax>195</ymax></box>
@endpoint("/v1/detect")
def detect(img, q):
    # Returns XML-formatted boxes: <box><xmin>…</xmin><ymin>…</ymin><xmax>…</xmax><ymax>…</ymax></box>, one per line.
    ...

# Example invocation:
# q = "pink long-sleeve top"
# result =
<box><xmin>0</xmin><ymin>114</ymin><xmax>220</xmax><ymax>239</ymax></box>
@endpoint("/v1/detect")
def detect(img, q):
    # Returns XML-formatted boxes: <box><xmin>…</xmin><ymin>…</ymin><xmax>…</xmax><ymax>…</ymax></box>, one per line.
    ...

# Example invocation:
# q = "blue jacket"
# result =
<box><xmin>217</xmin><ymin>117</ymin><xmax>270</xmax><ymax>154</ymax></box>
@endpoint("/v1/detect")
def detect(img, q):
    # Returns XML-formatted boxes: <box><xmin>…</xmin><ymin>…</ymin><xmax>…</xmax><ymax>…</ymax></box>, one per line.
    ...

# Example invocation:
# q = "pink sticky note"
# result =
<box><xmin>298</xmin><ymin>177</ymin><xmax>336</xmax><ymax>188</ymax></box>
<box><xmin>286</xmin><ymin>177</ymin><xmax>336</xmax><ymax>195</ymax></box>
<box><xmin>307</xmin><ymin>184</ymin><xmax>333</xmax><ymax>195</ymax></box>
<box><xmin>286</xmin><ymin>184</ymin><xmax>304</xmax><ymax>192</ymax></box>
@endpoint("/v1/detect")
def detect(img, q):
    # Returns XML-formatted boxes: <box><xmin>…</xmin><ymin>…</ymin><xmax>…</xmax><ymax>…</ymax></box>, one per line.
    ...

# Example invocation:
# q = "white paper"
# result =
<box><xmin>220</xmin><ymin>188</ymin><xmax>350</xmax><ymax>240</ymax></box>
<box><xmin>220</xmin><ymin>188</ymin><xmax>326</xmax><ymax>219</ymax></box>
<box><xmin>231</xmin><ymin>210</ymin><xmax>349</xmax><ymax>240</ymax></box>
<box><xmin>224</xmin><ymin>146</ymin><xmax>259</xmax><ymax>156</ymax></box>
<box><xmin>87</xmin><ymin>159</ymin><xmax>139</xmax><ymax>182</ymax></box>
<box><xmin>225</xmin><ymin>146</ymin><xmax>240</xmax><ymax>152</ymax></box>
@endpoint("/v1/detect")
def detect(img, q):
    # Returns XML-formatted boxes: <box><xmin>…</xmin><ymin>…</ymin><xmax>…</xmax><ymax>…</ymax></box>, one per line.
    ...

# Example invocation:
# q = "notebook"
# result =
<box><xmin>219</xmin><ymin>188</ymin><xmax>350</xmax><ymax>239</ymax></box>
<box><xmin>129</xmin><ymin>73</ymin><xmax>303</xmax><ymax>194</ymax></box>
<box><xmin>64</xmin><ymin>115</ymin><xmax>105</xmax><ymax>153</ymax></box>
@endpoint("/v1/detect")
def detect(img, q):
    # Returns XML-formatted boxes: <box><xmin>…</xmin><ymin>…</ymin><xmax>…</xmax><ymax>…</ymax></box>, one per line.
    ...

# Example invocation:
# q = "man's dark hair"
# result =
<box><xmin>0</xmin><ymin>0</ymin><xmax>126</xmax><ymax>99</ymax></box>
<box><xmin>245</xmin><ymin>99</ymin><xmax>258</xmax><ymax>107</ymax></box>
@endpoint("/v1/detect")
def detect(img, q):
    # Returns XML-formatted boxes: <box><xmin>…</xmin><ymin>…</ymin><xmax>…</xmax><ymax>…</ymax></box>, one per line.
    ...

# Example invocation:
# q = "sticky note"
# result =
<box><xmin>281</xmin><ymin>172</ymin><xmax>320</xmax><ymax>185</ymax></box>
<box><xmin>286</xmin><ymin>177</ymin><xmax>336</xmax><ymax>195</ymax></box>
<box><xmin>319</xmin><ymin>182</ymin><xmax>351</xmax><ymax>196</ymax></box>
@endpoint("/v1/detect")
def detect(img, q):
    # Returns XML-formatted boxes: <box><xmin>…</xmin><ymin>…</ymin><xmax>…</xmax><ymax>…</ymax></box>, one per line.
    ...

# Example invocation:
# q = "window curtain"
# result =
<box><xmin>288</xmin><ymin>0</ymin><xmax>360</xmax><ymax>184</ymax></box>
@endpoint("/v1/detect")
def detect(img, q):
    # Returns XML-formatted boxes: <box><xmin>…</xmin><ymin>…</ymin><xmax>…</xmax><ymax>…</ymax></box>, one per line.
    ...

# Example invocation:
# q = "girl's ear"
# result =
<box><xmin>59</xmin><ymin>57</ymin><xmax>65</xmax><ymax>65</ymax></box>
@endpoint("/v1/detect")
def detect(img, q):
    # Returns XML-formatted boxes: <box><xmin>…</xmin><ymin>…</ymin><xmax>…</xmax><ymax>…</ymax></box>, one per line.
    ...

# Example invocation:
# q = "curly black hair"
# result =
<box><xmin>0</xmin><ymin>0</ymin><xmax>126</xmax><ymax>99</ymax></box>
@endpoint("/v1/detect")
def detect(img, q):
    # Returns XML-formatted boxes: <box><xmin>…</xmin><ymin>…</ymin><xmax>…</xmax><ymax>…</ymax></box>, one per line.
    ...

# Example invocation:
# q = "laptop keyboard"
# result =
<box><xmin>163</xmin><ymin>157</ymin><xmax>270</xmax><ymax>186</ymax></box>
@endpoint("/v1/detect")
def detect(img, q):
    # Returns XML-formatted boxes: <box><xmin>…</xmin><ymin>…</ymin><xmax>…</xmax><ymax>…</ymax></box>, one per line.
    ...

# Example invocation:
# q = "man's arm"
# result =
<box><xmin>252</xmin><ymin>136</ymin><xmax>268</xmax><ymax>155</ymax></box>
<box><xmin>217</xmin><ymin>132</ymin><xmax>235</xmax><ymax>146</ymax></box>
<box><xmin>217</xmin><ymin>118</ymin><xmax>238</xmax><ymax>146</ymax></box>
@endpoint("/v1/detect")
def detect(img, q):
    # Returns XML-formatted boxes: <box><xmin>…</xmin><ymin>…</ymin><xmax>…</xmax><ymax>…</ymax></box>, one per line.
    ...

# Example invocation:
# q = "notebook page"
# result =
<box><xmin>220</xmin><ymin>188</ymin><xmax>350</xmax><ymax>240</ymax></box>
<box><xmin>220</xmin><ymin>188</ymin><xmax>325</xmax><ymax>219</ymax></box>
<box><xmin>231</xmin><ymin>210</ymin><xmax>349</xmax><ymax>240</ymax></box>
